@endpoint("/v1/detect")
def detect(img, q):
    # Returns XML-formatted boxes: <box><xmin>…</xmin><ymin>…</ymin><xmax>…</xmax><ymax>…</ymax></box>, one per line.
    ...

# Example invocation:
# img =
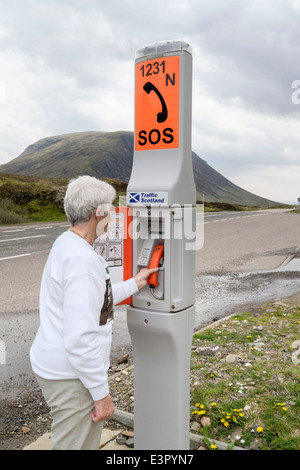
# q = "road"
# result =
<box><xmin>0</xmin><ymin>209</ymin><xmax>292</xmax><ymax>313</ymax></box>
<box><xmin>0</xmin><ymin>209</ymin><xmax>299</xmax><ymax>400</ymax></box>
<box><xmin>198</xmin><ymin>208</ymin><xmax>300</xmax><ymax>272</ymax></box>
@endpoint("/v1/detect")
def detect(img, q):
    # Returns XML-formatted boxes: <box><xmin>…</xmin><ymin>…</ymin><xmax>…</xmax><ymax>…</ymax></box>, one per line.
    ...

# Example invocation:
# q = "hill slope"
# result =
<box><xmin>0</xmin><ymin>131</ymin><xmax>279</xmax><ymax>207</ymax></box>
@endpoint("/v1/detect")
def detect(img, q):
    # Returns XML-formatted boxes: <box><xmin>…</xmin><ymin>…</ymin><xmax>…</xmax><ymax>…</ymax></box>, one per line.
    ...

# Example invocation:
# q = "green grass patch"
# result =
<box><xmin>190</xmin><ymin>298</ymin><xmax>300</xmax><ymax>450</ymax></box>
<box><xmin>0</xmin><ymin>172</ymin><xmax>125</xmax><ymax>225</ymax></box>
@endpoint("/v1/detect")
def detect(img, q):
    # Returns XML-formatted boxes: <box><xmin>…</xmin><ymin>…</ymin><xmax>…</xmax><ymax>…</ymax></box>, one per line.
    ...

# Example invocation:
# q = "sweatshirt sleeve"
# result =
<box><xmin>62</xmin><ymin>272</ymin><xmax>109</xmax><ymax>401</ymax></box>
<box><xmin>112</xmin><ymin>278</ymin><xmax>138</xmax><ymax>305</ymax></box>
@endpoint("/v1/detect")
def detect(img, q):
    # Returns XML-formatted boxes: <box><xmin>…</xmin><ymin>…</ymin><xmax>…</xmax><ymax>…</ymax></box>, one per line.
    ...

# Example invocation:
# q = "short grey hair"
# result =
<box><xmin>64</xmin><ymin>175</ymin><xmax>116</xmax><ymax>226</ymax></box>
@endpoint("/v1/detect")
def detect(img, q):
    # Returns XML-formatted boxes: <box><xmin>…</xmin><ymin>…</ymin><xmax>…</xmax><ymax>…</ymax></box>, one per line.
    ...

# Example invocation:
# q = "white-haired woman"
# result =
<box><xmin>30</xmin><ymin>176</ymin><xmax>156</xmax><ymax>450</ymax></box>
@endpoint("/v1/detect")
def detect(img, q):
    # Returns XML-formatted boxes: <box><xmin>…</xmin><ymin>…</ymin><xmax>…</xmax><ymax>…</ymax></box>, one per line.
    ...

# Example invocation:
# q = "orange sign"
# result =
<box><xmin>135</xmin><ymin>55</ymin><xmax>180</xmax><ymax>151</ymax></box>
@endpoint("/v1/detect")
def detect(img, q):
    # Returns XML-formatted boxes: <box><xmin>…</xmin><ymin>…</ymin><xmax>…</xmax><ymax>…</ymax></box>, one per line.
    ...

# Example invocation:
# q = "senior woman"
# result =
<box><xmin>30</xmin><ymin>175</ymin><xmax>156</xmax><ymax>450</ymax></box>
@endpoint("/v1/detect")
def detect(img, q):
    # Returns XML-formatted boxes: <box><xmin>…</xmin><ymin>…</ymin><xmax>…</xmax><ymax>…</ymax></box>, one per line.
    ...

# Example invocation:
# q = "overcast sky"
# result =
<box><xmin>1</xmin><ymin>0</ymin><xmax>300</xmax><ymax>203</ymax></box>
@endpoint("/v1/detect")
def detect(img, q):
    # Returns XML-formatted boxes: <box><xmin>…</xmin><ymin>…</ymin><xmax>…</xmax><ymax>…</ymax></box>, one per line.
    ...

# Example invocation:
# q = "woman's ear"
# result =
<box><xmin>95</xmin><ymin>205</ymin><xmax>102</xmax><ymax>218</ymax></box>
<box><xmin>96</xmin><ymin>205</ymin><xmax>108</xmax><ymax>218</ymax></box>
<box><xmin>96</xmin><ymin>207</ymin><xmax>111</xmax><ymax>237</ymax></box>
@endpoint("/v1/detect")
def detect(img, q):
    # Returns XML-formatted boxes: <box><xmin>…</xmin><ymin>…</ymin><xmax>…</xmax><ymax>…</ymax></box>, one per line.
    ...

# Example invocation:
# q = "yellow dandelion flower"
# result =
<box><xmin>211</xmin><ymin>402</ymin><xmax>217</xmax><ymax>406</ymax></box>
<box><xmin>200</xmin><ymin>404</ymin><xmax>205</xmax><ymax>409</ymax></box>
<box><xmin>239</xmin><ymin>413</ymin><xmax>244</xmax><ymax>417</ymax></box>
<box><xmin>247</xmin><ymin>335</ymin><xmax>252</xmax><ymax>338</ymax></box>
<box><xmin>224</xmin><ymin>421</ymin><xmax>230</xmax><ymax>428</ymax></box>
<box><xmin>256</xmin><ymin>426</ymin><xmax>263</xmax><ymax>433</ymax></box>
<box><xmin>195</xmin><ymin>403</ymin><xmax>200</xmax><ymax>407</ymax></box>
<box><xmin>220</xmin><ymin>418</ymin><xmax>225</xmax><ymax>423</ymax></box>
<box><xmin>282</xmin><ymin>407</ymin><xmax>287</xmax><ymax>411</ymax></box>
<box><xmin>210</xmin><ymin>444</ymin><xmax>217</xmax><ymax>450</ymax></box>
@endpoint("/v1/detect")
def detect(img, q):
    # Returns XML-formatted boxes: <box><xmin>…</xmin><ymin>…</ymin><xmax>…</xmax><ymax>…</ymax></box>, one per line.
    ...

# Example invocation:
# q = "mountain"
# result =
<box><xmin>0</xmin><ymin>131</ymin><xmax>279</xmax><ymax>207</ymax></box>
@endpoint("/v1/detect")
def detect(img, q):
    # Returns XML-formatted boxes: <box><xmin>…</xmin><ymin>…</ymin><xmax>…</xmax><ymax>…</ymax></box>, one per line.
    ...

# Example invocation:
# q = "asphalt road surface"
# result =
<box><xmin>0</xmin><ymin>209</ymin><xmax>299</xmax><ymax>400</ymax></box>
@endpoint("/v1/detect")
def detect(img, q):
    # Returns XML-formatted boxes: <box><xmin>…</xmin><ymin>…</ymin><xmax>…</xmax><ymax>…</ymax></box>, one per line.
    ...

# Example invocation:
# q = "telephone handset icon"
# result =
<box><xmin>143</xmin><ymin>82</ymin><xmax>168</xmax><ymax>123</ymax></box>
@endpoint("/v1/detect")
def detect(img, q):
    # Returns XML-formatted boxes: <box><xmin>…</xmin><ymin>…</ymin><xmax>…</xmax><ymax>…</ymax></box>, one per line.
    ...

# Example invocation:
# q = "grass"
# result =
<box><xmin>0</xmin><ymin>198</ymin><xmax>29</xmax><ymax>224</ymax></box>
<box><xmin>108</xmin><ymin>297</ymin><xmax>300</xmax><ymax>451</ymax></box>
<box><xmin>0</xmin><ymin>195</ymin><xmax>67</xmax><ymax>224</ymax></box>
<box><xmin>0</xmin><ymin>172</ymin><xmax>127</xmax><ymax>225</ymax></box>
<box><xmin>190</xmin><ymin>299</ymin><xmax>300</xmax><ymax>450</ymax></box>
<box><xmin>0</xmin><ymin>173</ymin><xmax>68</xmax><ymax>224</ymax></box>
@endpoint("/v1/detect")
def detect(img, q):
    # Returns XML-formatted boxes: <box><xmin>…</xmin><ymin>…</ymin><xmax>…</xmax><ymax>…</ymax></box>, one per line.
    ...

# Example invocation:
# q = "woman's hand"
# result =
<box><xmin>134</xmin><ymin>268</ymin><xmax>158</xmax><ymax>290</ymax></box>
<box><xmin>92</xmin><ymin>394</ymin><xmax>115</xmax><ymax>423</ymax></box>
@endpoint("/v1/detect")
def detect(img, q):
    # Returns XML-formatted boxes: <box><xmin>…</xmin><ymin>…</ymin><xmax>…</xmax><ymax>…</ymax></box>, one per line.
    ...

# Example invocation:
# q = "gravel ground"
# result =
<box><xmin>0</xmin><ymin>354</ymin><xmax>134</xmax><ymax>451</ymax></box>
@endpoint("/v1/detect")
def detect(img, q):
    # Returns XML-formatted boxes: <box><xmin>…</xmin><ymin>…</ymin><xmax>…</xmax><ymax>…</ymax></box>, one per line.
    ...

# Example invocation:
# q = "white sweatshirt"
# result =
<box><xmin>30</xmin><ymin>230</ymin><xmax>138</xmax><ymax>401</ymax></box>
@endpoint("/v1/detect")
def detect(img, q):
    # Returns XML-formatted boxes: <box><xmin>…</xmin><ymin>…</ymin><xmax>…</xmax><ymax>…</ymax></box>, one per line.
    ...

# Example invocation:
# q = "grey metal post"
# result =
<box><xmin>127</xmin><ymin>40</ymin><xmax>196</xmax><ymax>450</ymax></box>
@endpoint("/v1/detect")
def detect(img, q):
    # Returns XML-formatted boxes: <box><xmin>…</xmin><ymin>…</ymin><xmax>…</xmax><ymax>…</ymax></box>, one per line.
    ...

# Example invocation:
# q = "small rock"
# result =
<box><xmin>117</xmin><ymin>354</ymin><xmax>129</xmax><ymax>365</ymax></box>
<box><xmin>190</xmin><ymin>421</ymin><xmax>200</xmax><ymax>432</ymax></box>
<box><xmin>126</xmin><ymin>437</ymin><xmax>134</xmax><ymax>448</ymax></box>
<box><xmin>249</xmin><ymin>439</ymin><xmax>259</xmax><ymax>450</ymax></box>
<box><xmin>274</xmin><ymin>302</ymin><xmax>287</xmax><ymax>308</ymax></box>
<box><xmin>200</xmin><ymin>416</ymin><xmax>211</xmax><ymax>427</ymax></box>
<box><xmin>196</xmin><ymin>347</ymin><xmax>217</xmax><ymax>357</ymax></box>
<box><xmin>122</xmin><ymin>430</ymin><xmax>134</xmax><ymax>438</ymax></box>
<box><xmin>230</xmin><ymin>428</ymin><xmax>243</xmax><ymax>441</ymax></box>
<box><xmin>22</xmin><ymin>427</ymin><xmax>31</xmax><ymax>434</ymax></box>
<box><xmin>225</xmin><ymin>354</ymin><xmax>240</xmax><ymax>363</ymax></box>
<box><xmin>116</xmin><ymin>435</ymin><xmax>127</xmax><ymax>445</ymax></box>
<box><xmin>253</xmin><ymin>337</ymin><xmax>264</xmax><ymax>343</ymax></box>
<box><xmin>252</xmin><ymin>342</ymin><xmax>265</xmax><ymax>348</ymax></box>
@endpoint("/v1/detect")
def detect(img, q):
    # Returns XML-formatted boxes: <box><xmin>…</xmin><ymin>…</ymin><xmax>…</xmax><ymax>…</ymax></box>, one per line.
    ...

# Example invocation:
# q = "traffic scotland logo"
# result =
<box><xmin>129</xmin><ymin>193</ymin><xmax>140</xmax><ymax>203</ymax></box>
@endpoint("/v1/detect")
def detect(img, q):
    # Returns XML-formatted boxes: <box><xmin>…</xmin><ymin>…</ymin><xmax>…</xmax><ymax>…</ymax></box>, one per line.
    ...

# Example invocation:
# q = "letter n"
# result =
<box><xmin>166</xmin><ymin>73</ymin><xmax>175</xmax><ymax>86</ymax></box>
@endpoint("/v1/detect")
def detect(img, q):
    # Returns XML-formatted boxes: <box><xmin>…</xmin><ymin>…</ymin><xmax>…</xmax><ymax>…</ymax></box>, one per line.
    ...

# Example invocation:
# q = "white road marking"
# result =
<box><xmin>2</xmin><ymin>229</ymin><xmax>27</xmax><ymax>233</ymax></box>
<box><xmin>0</xmin><ymin>253</ymin><xmax>32</xmax><ymax>261</ymax></box>
<box><xmin>0</xmin><ymin>235</ymin><xmax>46</xmax><ymax>243</ymax></box>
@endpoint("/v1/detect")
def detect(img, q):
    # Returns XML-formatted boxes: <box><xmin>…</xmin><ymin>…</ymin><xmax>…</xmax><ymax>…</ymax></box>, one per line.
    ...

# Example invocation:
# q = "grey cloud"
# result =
<box><xmin>1</xmin><ymin>0</ymin><xmax>300</xmax><ymax>201</ymax></box>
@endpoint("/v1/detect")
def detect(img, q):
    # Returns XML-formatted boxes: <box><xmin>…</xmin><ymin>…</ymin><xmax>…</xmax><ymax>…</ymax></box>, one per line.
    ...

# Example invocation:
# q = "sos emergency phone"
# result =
<box><xmin>126</xmin><ymin>40</ymin><xmax>196</xmax><ymax>450</ymax></box>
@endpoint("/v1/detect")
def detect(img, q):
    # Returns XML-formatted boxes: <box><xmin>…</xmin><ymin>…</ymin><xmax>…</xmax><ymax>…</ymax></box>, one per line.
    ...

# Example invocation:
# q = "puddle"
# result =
<box><xmin>195</xmin><ymin>256</ymin><xmax>300</xmax><ymax>329</ymax></box>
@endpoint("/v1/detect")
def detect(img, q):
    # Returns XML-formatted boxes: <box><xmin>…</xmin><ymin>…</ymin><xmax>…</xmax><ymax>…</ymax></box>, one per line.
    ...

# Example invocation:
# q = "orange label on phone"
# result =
<box><xmin>135</xmin><ymin>56</ymin><xmax>180</xmax><ymax>151</ymax></box>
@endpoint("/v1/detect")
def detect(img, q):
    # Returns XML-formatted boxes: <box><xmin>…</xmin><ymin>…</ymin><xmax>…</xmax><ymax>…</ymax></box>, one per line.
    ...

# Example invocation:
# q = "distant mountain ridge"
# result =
<box><xmin>0</xmin><ymin>131</ymin><xmax>279</xmax><ymax>207</ymax></box>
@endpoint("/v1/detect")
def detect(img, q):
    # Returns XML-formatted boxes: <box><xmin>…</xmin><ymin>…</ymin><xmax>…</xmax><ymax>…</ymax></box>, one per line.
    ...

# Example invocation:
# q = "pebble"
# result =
<box><xmin>224</xmin><ymin>353</ymin><xmax>240</xmax><ymax>363</ymax></box>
